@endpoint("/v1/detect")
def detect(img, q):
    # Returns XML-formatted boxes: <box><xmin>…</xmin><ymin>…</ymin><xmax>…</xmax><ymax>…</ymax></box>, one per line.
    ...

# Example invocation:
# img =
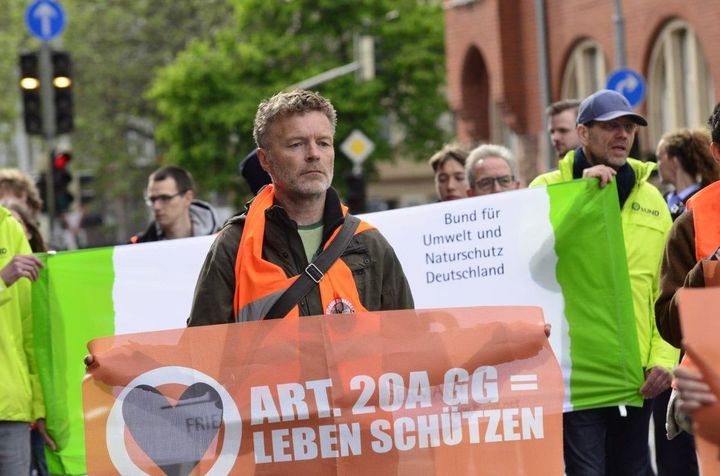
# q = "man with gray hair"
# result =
<box><xmin>465</xmin><ymin>144</ymin><xmax>521</xmax><ymax>196</ymax></box>
<box><xmin>188</xmin><ymin>89</ymin><xmax>413</xmax><ymax>325</ymax></box>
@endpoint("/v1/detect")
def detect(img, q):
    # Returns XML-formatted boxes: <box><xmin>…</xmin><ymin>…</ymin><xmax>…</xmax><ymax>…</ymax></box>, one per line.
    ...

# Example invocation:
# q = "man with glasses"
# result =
<box><xmin>530</xmin><ymin>89</ymin><xmax>678</xmax><ymax>475</ymax></box>
<box><xmin>465</xmin><ymin>144</ymin><xmax>520</xmax><ymax>197</ymax></box>
<box><xmin>130</xmin><ymin>165</ymin><xmax>220</xmax><ymax>243</ymax></box>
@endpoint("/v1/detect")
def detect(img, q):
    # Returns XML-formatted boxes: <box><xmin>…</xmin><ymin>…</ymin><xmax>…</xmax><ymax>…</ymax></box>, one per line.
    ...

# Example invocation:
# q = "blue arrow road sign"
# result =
<box><xmin>25</xmin><ymin>0</ymin><xmax>66</xmax><ymax>41</ymax></box>
<box><xmin>606</xmin><ymin>68</ymin><xmax>646</xmax><ymax>108</ymax></box>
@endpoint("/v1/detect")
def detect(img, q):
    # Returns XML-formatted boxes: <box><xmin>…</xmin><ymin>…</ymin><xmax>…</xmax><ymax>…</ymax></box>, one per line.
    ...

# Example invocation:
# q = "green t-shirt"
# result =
<box><xmin>297</xmin><ymin>221</ymin><xmax>323</xmax><ymax>262</ymax></box>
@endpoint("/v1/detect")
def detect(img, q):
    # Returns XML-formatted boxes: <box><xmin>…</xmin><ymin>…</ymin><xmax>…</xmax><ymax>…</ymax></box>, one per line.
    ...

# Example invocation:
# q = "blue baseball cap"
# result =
<box><xmin>576</xmin><ymin>89</ymin><xmax>647</xmax><ymax>126</ymax></box>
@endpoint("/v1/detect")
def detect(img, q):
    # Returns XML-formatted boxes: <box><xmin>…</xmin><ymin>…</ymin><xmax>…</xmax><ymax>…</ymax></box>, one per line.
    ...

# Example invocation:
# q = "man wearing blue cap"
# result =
<box><xmin>531</xmin><ymin>89</ymin><xmax>679</xmax><ymax>475</ymax></box>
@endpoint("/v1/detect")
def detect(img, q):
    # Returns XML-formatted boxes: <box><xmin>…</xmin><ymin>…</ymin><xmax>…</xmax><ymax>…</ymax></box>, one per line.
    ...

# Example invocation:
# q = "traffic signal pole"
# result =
<box><xmin>39</xmin><ymin>42</ymin><xmax>57</xmax><ymax>228</ymax></box>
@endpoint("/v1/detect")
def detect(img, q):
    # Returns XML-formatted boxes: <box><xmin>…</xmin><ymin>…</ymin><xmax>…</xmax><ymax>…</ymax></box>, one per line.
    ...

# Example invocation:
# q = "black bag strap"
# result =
<box><xmin>264</xmin><ymin>214</ymin><xmax>361</xmax><ymax>319</ymax></box>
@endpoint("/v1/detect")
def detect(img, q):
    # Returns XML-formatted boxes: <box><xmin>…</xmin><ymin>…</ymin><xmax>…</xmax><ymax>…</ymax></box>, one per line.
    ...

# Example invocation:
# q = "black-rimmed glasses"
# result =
<box><xmin>474</xmin><ymin>175</ymin><xmax>515</xmax><ymax>192</ymax></box>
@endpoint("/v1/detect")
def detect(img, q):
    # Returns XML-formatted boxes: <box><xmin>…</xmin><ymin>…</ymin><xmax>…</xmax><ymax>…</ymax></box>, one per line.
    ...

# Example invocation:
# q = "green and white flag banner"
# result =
<box><xmin>32</xmin><ymin>179</ymin><xmax>641</xmax><ymax>475</ymax></box>
<box><xmin>362</xmin><ymin>180</ymin><xmax>641</xmax><ymax>412</ymax></box>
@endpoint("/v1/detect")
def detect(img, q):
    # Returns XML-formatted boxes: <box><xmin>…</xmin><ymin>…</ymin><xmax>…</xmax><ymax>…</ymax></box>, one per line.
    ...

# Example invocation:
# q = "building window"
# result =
<box><xmin>561</xmin><ymin>39</ymin><xmax>607</xmax><ymax>100</ymax></box>
<box><xmin>647</xmin><ymin>20</ymin><xmax>713</xmax><ymax>145</ymax></box>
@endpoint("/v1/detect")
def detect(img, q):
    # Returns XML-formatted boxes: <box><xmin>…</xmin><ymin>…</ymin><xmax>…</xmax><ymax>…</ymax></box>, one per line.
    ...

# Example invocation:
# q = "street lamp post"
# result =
<box><xmin>612</xmin><ymin>0</ymin><xmax>627</xmax><ymax>68</ymax></box>
<box><xmin>286</xmin><ymin>35</ymin><xmax>374</xmax><ymax>91</ymax></box>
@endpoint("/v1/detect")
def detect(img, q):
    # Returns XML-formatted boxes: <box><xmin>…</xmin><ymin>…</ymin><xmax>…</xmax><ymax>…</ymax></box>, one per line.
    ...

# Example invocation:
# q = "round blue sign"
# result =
<box><xmin>25</xmin><ymin>0</ymin><xmax>66</xmax><ymax>42</ymax></box>
<box><xmin>606</xmin><ymin>68</ymin><xmax>646</xmax><ymax>108</ymax></box>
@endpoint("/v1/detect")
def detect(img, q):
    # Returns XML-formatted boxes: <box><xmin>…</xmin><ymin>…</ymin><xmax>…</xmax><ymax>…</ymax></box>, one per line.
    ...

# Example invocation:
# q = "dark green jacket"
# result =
<box><xmin>187</xmin><ymin>188</ymin><xmax>414</xmax><ymax>326</ymax></box>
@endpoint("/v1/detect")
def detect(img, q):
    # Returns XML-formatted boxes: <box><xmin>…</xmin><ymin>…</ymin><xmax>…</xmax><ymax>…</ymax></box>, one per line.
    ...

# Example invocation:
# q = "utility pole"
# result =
<box><xmin>39</xmin><ymin>42</ymin><xmax>57</xmax><ymax>228</ymax></box>
<box><xmin>534</xmin><ymin>0</ymin><xmax>554</xmax><ymax>171</ymax></box>
<box><xmin>24</xmin><ymin>0</ymin><xmax>68</xmax><ymax>232</ymax></box>
<box><xmin>612</xmin><ymin>0</ymin><xmax>627</xmax><ymax>68</ymax></box>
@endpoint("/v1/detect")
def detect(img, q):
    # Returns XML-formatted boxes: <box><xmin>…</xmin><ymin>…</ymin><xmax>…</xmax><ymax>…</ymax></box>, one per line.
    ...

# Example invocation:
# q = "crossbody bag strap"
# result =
<box><xmin>264</xmin><ymin>214</ymin><xmax>361</xmax><ymax>319</ymax></box>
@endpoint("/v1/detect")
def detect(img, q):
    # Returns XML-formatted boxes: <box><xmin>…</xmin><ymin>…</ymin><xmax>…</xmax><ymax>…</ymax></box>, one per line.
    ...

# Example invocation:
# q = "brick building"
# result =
<box><xmin>444</xmin><ymin>0</ymin><xmax>720</xmax><ymax>183</ymax></box>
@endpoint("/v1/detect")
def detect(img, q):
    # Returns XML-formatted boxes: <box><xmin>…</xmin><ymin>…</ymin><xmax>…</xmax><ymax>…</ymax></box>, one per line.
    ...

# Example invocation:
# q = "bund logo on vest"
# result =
<box><xmin>325</xmin><ymin>297</ymin><xmax>356</xmax><ymax>314</ymax></box>
<box><xmin>106</xmin><ymin>366</ymin><xmax>241</xmax><ymax>475</ymax></box>
<box><xmin>631</xmin><ymin>202</ymin><xmax>661</xmax><ymax>217</ymax></box>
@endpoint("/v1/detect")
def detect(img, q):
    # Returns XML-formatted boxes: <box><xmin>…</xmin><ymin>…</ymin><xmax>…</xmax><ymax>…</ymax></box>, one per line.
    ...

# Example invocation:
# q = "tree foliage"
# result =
<box><xmin>149</xmin><ymin>0</ymin><xmax>448</xmax><ymax>196</ymax></box>
<box><xmin>1</xmin><ymin>0</ymin><xmax>446</xmax><ymax>244</ymax></box>
<box><xmin>58</xmin><ymin>0</ymin><xmax>234</xmax><ymax>242</ymax></box>
<box><xmin>2</xmin><ymin>0</ymin><xmax>236</xmax><ymax>243</ymax></box>
<box><xmin>0</xmin><ymin>0</ymin><xmax>29</xmax><ymax>132</ymax></box>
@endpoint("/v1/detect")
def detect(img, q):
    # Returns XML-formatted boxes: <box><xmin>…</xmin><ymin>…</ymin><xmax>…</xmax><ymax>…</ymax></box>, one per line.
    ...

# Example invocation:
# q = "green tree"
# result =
<box><xmin>2</xmin><ymin>0</ymin><xmax>446</xmax><ymax>244</ymax></box>
<box><xmin>58</xmin><ymin>0</ymin><xmax>235</xmax><ymax>243</ymax></box>
<box><xmin>1</xmin><ymin>1</ymin><xmax>235</xmax><ymax>244</ymax></box>
<box><xmin>0</xmin><ymin>0</ymin><xmax>29</xmax><ymax>129</ymax></box>
<box><xmin>150</xmin><ymin>0</ymin><xmax>448</xmax><ymax>198</ymax></box>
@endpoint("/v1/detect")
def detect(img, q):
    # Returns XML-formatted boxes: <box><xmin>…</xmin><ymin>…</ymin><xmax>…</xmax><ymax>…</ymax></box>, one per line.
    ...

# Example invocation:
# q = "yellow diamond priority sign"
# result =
<box><xmin>340</xmin><ymin>129</ymin><xmax>375</xmax><ymax>165</ymax></box>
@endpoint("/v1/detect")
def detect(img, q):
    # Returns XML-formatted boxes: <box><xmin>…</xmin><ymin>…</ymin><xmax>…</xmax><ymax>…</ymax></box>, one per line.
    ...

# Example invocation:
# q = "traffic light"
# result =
<box><xmin>52</xmin><ymin>51</ymin><xmax>74</xmax><ymax>134</ymax></box>
<box><xmin>18</xmin><ymin>52</ymin><xmax>42</xmax><ymax>135</ymax></box>
<box><xmin>53</xmin><ymin>151</ymin><xmax>74</xmax><ymax>213</ymax></box>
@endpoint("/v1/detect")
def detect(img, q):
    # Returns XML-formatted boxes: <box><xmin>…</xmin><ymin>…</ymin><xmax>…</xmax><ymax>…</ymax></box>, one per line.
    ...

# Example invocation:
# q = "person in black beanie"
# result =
<box><xmin>239</xmin><ymin>149</ymin><xmax>271</xmax><ymax>195</ymax></box>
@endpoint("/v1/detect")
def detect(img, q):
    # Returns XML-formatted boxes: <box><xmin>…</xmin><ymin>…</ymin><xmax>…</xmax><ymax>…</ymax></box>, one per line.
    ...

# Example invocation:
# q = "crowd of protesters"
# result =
<box><xmin>428</xmin><ymin>90</ymin><xmax>719</xmax><ymax>475</ymax></box>
<box><xmin>1</xmin><ymin>86</ymin><xmax>719</xmax><ymax>475</ymax></box>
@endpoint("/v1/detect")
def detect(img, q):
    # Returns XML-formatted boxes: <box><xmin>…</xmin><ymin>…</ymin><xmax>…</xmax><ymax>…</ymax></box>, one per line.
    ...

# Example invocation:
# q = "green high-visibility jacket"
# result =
<box><xmin>531</xmin><ymin>151</ymin><xmax>679</xmax><ymax>373</ymax></box>
<box><xmin>0</xmin><ymin>207</ymin><xmax>45</xmax><ymax>423</ymax></box>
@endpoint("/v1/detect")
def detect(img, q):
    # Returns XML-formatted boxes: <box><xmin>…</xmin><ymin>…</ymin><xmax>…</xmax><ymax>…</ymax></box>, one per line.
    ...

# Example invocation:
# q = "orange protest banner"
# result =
<box><xmin>678</xmin><ymin>287</ymin><xmax>720</xmax><ymax>476</ymax></box>
<box><xmin>83</xmin><ymin>307</ymin><xmax>563</xmax><ymax>475</ymax></box>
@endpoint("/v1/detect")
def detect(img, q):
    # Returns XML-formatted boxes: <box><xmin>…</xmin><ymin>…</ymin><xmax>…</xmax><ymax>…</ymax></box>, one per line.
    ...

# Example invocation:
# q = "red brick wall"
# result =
<box><xmin>445</xmin><ymin>0</ymin><xmax>720</xmax><ymax>181</ymax></box>
<box><xmin>445</xmin><ymin>0</ymin><xmax>504</xmax><ymax>143</ymax></box>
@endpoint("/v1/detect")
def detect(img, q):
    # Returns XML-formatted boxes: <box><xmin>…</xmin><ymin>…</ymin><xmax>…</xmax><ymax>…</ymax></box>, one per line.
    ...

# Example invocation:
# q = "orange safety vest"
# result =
<box><xmin>686</xmin><ymin>180</ymin><xmax>720</xmax><ymax>261</ymax></box>
<box><xmin>233</xmin><ymin>185</ymin><xmax>374</xmax><ymax>321</ymax></box>
<box><xmin>680</xmin><ymin>181</ymin><xmax>720</xmax><ymax>368</ymax></box>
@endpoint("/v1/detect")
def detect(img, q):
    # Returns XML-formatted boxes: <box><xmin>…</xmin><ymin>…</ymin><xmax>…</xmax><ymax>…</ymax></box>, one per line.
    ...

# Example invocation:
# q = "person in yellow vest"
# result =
<box><xmin>0</xmin><ymin>206</ymin><xmax>56</xmax><ymax>475</ymax></box>
<box><xmin>530</xmin><ymin>89</ymin><xmax>678</xmax><ymax>476</ymax></box>
<box><xmin>188</xmin><ymin>89</ymin><xmax>413</xmax><ymax>325</ymax></box>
